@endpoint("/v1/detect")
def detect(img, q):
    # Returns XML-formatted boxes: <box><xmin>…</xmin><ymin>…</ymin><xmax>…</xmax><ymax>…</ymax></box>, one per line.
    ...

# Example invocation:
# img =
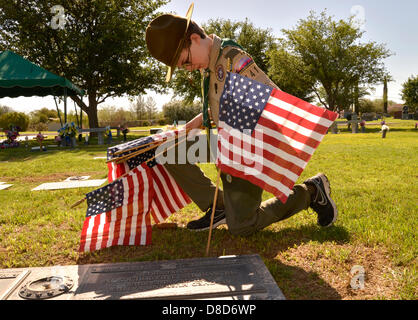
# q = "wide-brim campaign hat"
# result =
<box><xmin>146</xmin><ymin>3</ymin><xmax>194</xmax><ymax>82</ymax></box>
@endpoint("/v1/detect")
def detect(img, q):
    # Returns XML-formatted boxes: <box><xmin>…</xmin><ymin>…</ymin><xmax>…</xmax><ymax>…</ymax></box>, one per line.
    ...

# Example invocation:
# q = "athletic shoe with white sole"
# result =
<box><xmin>186</xmin><ymin>207</ymin><xmax>226</xmax><ymax>231</ymax></box>
<box><xmin>304</xmin><ymin>173</ymin><xmax>338</xmax><ymax>227</ymax></box>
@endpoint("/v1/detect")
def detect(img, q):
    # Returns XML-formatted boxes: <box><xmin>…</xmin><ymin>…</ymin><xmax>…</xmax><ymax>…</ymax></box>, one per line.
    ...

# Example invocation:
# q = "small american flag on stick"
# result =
<box><xmin>79</xmin><ymin>164</ymin><xmax>153</xmax><ymax>252</ymax></box>
<box><xmin>216</xmin><ymin>72</ymin><xmax>338</xmax><ymax>203</ymax></box>
<box><xmin>79</xmin><ymin>130</ymin><xmax>191</xmax><ymax>252</ymax></box>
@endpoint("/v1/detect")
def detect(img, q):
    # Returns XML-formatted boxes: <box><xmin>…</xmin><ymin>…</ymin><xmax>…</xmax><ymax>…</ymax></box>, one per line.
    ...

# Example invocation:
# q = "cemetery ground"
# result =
<box><xmin>0</xmin><ymin>120</ymin><xmax>416</xmax><ymax>300</ymax></box>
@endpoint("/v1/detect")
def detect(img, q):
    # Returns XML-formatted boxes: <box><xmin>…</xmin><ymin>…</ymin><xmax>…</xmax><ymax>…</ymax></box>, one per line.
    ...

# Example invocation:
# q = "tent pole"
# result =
<box><xmin>74</xmin><ymin>100</ymin><xmax>80</xmax><ymax>127</ymax></box>
<box><xmin>54</xmin><ymin>96</ymin><xmax>63</xmax><ymax>127</ymax></box>
<box><xmin>64</xmin><ymin>88</ymin><xmax>67</xmax><ymax>124</ymax></box>
<box><xmin>79</xmin><ymin>96</ymin><xmax>83</xmax><ymax>129</ymax></box>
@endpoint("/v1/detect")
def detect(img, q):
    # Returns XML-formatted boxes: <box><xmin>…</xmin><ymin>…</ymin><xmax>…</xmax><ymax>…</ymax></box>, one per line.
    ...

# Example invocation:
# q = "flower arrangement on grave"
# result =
<box><xmin>104</xmin><ymin>126</ymin><xmax>111</xmax><ymax>137</ymax></box>
<box><xmin>1</xmin><ymin>124</ymin><xmax>20</xmax><ymax>148</ymax></box>
<box><xmin>68</xmin><ymin>122</ymin><xmax>78</xmax><ymax>138</ymax></box>
<box><xmin>57</xmin><ymin>122</ymin><xmax>79</xmax><ymax>138</ymax></box>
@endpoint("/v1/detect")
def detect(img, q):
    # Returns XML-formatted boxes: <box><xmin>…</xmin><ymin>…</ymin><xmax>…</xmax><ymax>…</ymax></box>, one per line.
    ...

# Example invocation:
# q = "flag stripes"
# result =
<box><xmin>217</xmin><ymin>73</ymin><xmax>338</xmax><ymax>204</ymax></box>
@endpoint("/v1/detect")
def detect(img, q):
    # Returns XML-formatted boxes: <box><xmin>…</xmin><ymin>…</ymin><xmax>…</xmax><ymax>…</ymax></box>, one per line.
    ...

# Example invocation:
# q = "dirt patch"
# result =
<box><xmin>1</xmin><ymin>171</ymin><xmax>105</xmax><ymax>184</ymax></box>
<box><xmin>274</xmin><ymin>242</ymin><xmax>400</xmax><ymax>299</ymax></box>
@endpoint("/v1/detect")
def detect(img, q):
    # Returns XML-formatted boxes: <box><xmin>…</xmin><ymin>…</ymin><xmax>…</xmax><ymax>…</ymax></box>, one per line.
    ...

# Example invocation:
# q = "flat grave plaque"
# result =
<box><xmin>64</xmin><ymin>176</ymin><xmax>90</xmax><ymax>182</ymax></box>
<box><xmin>31</xmin><ymin>179</ymin><xmax>107</xmax><ymax>191</ymax></box>
<box><xmin>0</xmin><ymin>255</ymin><xmax>285</xmax><ymax>300</ymax></box>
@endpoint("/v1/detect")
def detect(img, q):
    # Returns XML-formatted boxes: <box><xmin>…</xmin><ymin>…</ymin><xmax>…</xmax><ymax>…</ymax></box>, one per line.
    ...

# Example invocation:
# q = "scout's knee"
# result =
<box><xmin>227</xmin><ymin>223</ymin><xmax>257</xmax><ymax>237</ymax></box>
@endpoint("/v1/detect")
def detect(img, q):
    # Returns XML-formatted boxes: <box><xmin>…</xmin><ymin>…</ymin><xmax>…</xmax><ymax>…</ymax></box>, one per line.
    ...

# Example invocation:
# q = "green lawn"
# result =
<box><xmin>0</xmin><ymin>125</ymin><xmax>417</xmax><ymax>299</ymax></box>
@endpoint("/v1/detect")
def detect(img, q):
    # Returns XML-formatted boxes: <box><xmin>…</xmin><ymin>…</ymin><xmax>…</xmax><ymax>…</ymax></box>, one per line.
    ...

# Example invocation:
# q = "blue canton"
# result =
<box><xmin>86</xmin><ymin>179</ymin><xmax>125</xmax><ymax>217</ymax></box>
<box><xmin>219</xmin><ymin>72</ymin><xmax>272</xmax><ymax>134</ymax></box>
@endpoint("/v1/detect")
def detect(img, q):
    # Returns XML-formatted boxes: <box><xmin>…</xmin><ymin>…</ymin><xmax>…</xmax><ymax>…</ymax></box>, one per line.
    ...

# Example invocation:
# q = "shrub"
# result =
<box><xmin>34</xmin><ymin>122</ymin><xmax>49</xmax><ymax>132</ymax></box>
<box><xmin>0</xmin><ymin>112</ymin><xmax>30</xmax><ymax>131</ymax></box>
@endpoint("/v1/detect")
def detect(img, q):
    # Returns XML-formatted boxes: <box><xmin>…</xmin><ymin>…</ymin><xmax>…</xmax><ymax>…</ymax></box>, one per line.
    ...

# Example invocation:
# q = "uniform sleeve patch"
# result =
<box><xmin>216</xmin><ymin>64</ymin><xmax>225</xmax><ymax>81</ymax></box>
<box><xmin>234</xmin><ymin>57</ymin><xmax>253</xmax><ymax>74</ymax></box>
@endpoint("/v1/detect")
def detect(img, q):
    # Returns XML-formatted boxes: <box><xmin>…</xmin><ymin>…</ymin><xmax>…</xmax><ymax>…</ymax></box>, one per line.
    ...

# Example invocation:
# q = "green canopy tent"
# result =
<box><xmin>0</xmin><ymin>50</ymin><xmax>85</xmax><ymax>126</ymax></box>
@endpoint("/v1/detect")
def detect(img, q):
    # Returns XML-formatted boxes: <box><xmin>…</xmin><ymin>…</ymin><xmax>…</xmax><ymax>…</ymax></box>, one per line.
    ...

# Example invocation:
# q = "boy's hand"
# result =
<box><xmin>185</xmin><ymin>113</ymin><xmax>203</xmax><ymax>130</ymax></box>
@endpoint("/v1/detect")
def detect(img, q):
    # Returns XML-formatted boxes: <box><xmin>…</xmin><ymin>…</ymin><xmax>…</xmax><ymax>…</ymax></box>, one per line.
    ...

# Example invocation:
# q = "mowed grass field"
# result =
<box><xmin>0</xmin><ymin>121</ymin><xmax>417</xmax><ymax>300</ymax></box>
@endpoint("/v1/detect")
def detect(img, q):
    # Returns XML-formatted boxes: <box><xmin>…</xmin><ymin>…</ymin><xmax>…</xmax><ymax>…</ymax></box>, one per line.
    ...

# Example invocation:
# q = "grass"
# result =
<box><xmin>0</xmin><ymin>122</ymin><xmax>417</xmax><ymax>300</ymax></box>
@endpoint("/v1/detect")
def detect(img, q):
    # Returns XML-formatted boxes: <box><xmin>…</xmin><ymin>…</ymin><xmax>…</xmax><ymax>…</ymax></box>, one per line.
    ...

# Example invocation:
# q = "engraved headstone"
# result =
<box><xmin>0</xmin><ymin>255</ymin><xmax>285</xmax><ymax>300</ymax></box>
<box><xmin>349</xmin><ymin>113</ymin><xmax>360</xmax><ymax>133</ymax></box>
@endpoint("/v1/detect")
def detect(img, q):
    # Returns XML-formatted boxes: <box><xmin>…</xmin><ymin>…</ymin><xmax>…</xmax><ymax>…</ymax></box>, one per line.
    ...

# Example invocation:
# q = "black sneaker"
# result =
<box><xmin>186</xmin><ymin>207</ymin><xmax>226</xmax><ymax>231</ymax></box>
<box><xmin>304</xmin><ymin>173</ymin><xmax>338</xmax><ymax>227</ymax></box>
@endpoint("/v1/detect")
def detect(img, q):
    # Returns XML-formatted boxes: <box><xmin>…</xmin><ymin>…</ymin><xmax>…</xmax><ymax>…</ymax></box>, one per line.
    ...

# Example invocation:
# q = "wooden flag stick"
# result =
<box><xmin>107</xmin><ymin>141</ymin><xmax>162</xmax><ymax>163</ymax></box>
<box><xmin>108</xmin><ymin>129</ymin><xmax>189</xmax><ymax>164</ymax></box>
<box><xmin>69</xmin><ymin>136</ymin><xmax>188</xmax><ymax>209</ymax></box>
<box><xmin>113</xmin><ymin>132</ymin><xmax>184</xmax><ymax>164</ymax></box>
<box><xmin>205</xmin><ymin>167</ymin><xmax>222</xmax><ymax>257</ymax></box>
<box><xmin>111</xmin><ymin>128</ymin><xmax>188</xmax><ymax>157</ymax></box>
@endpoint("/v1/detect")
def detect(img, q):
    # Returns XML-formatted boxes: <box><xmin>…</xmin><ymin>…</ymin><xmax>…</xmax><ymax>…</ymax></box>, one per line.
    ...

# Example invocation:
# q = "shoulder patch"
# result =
<box><xmin>216</xmin><ymin>64</ymin><xmax>225</xmax><ymax>81</ymax></box>
<box><xmin>233</xmin><ymin>56</ymin><xmax>253</xmax><ymax>74</ymax></box>
<box><xmin>223</xmin><ymin>48</ymin><xmax>242</xmax><ymax>61</ymax></box>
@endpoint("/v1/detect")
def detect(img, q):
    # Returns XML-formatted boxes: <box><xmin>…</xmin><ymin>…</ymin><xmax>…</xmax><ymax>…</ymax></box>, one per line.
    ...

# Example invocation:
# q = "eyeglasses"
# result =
<box><xmin>180</xmin><ymin>47</ymin><xmax>192</xmax><ymax>69</ymax></box>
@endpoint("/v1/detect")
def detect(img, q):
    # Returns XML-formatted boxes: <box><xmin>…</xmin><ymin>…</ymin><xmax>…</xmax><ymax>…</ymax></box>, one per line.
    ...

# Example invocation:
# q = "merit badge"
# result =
<box><xmin>234</xmin><ymin>57</ymin><xmax>253</xmax><ymax>74</ymax></box>
<box><xmin>216</xmin><ymin>64</ymin><xmax>225</xmax><ymax>81</ymax></box>
<box><xmin>226</xmin><ymin>174</ymin><xmax>232</xmax><ymax>183</ymax></box>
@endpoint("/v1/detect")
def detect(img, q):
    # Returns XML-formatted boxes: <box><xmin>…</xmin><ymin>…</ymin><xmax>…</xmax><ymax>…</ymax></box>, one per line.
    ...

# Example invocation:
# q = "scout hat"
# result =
<box><xmin>145</xmin><ymin>3</ymin><xmax>194</xmax><ymax>82</ymax></box>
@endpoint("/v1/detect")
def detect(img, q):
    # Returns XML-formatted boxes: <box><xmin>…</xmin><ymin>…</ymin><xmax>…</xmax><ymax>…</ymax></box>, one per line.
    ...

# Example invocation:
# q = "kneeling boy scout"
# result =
<box><xmin>145</xmin><ymin>4</ymin><xmax>338</xmax><ymax>235</ymax></box>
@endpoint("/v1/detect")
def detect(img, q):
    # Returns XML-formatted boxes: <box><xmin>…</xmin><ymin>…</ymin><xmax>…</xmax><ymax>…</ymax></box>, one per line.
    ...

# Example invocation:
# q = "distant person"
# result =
<box><xmin>55</xmin><ymin>135</ymin><xmax>62</xmax><ymax>147</ymax></box>
<box><xmin>122</xmin><ymin>125</ymin><xmax>129</xmax><ymax>142</ymax></box>
<box><xmin>381</xmin><ymin>124</ymin><xmax>390</xmax><ymax>138</ymax></box>
<box><xmin>346</xmin><ymin>113</ymin><xmax>352</xmax><ymax>131</ymax></box>
<box><xmin>360</xmin><ymin>119</ymin><xmax>366</xmax><ymax>133</ymax></box>
<box><xmin>36</xmin><ymin>131</ymin><xmax>45</xmax><ymax>151</ymax></box>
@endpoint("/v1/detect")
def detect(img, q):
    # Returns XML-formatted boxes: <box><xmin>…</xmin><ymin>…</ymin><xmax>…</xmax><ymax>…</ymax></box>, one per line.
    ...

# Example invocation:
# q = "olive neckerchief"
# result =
<box><xmin>202</xmin><ymin>38</ymin><xmax>244</xmax><ymax>129</ymax></box>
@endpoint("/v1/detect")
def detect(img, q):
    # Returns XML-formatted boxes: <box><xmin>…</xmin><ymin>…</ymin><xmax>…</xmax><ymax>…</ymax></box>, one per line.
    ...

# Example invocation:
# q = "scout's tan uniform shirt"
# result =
<box><xmin>206</xmin><ymin>34</ymin><xmax>280</xmax><ymax>126</ymax></box>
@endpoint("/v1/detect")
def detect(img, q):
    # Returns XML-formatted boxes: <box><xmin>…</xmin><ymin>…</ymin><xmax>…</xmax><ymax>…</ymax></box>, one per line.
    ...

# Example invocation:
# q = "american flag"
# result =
<box><xmin>79</xmin><ymin>164</ymin><xmax>153</xmax><ymax>252</ymax></box>
<box><xmin>217</xmin><ymin>72</ymin><xmax>338</xmax><ymax>203</ymax></box>
<box><xmin>79</xmin><ymin>130</ymin><xmax>191</xmax><ymax>252</ymax></box>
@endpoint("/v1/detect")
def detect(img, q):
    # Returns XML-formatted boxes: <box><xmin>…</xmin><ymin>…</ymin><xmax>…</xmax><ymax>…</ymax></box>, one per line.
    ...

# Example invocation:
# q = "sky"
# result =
<box><xmin>1</xmin><ymin>0</ymin><xmax>417</xmax><ymax>113</ymax></box>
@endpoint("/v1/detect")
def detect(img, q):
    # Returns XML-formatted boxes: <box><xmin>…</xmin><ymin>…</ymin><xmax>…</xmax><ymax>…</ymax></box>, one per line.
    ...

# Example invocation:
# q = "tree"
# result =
<box><xmin>97</xmin><ymin>105</ymin><xmax>134</xmax><ymax>125</ymax></box>
<box><xmin>30</xmin><ymin>108</ymin><xmax>58</xmax><ymax>123</ymax></box>
<box><xmin>0</xmin><ymin>0</ymin><xmax>168</xmax><ymax>130</ymax></box>
<box><xmin>130</xmin><ymin>96</ymin><xmax>148</xmax><ymax>120</ymax></box>
<box><xmin>163</xmin><ymin>100</ymin><xmax>202</xmax><ymax>124</ymax></box>
<box><xmin>383</xmin><ymin>77</ymin><xmax>388</xmax><ymax>114</ymax></box>
<box><xmin>359</xmin><ymin>98</ymin><xmax>396</xmax><ymax>114</ymax></box>
<box><xmin>401</xmin><ymin>75</ymin><xmax>418</xmax><ymax>112</ymax></box>
<box><xmin>169</xmin><ymin>18</ymin><xmax>278</xmax><ymax>103</ymax></box>
<box><xmin>267</xmin><ymin>48</ymin><xmax>316</xmax><ymax>102</ymax></box>
<box><xmin>0</xmin><ymin>105</ymin><xmax>14</xmax><ymax>116</ymax></box>
<box><xmin>145</xmin><ymin>96</ymin><xmax>158</xmax><ymax>120</ymax></box>
<box><xmin>276</xmin><ymin>10</ymin><xmax>392</xmax><ymax>111</ymax></box>
<box><xmin>0</xmin><ymin>112</ymin><xmax>30</xmax><ymax>131</ymax></box>
<box><xmin>129</xmin><ymin>96</ymin><xmax>158</xmax><ymax>120</ymax></box>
